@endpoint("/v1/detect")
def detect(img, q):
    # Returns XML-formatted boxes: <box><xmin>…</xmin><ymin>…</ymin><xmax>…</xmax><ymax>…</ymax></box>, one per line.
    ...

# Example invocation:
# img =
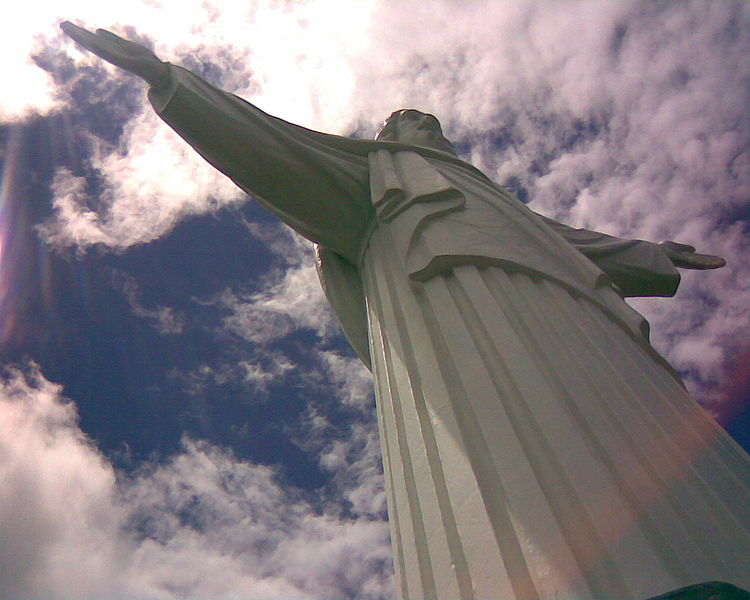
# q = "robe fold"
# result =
<box><xmin>148</xmin><ymin>64</ymin><xmax>750</xmax><ymax>600</ymax></box>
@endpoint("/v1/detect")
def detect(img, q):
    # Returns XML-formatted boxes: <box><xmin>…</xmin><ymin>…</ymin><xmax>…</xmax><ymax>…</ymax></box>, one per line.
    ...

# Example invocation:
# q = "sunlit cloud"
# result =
<box><xmin>218</xmin><ymin>235</ymin><xmax>336</xmax><ymax>345</ymax></box>
<box><xmin>0</xmin><ymin>363</ymin><xmax>392</xmax><ymax>600</ymax></box>
<box><xmin>39</xmin><ymin>111</ymin><xmax>247</xmax><ymax>250</ymax></box>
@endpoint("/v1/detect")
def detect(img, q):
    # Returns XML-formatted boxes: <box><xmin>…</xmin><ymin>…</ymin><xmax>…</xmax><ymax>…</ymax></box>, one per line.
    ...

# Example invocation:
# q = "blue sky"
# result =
<box><xmin>1</xmin><ymin>1</ymin><xmax>749</xmax><ymax>598</ymax></box>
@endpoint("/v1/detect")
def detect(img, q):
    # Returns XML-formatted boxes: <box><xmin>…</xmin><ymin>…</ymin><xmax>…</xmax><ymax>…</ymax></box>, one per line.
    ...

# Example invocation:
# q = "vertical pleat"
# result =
<box><xmin>443</xmin><ymin>267</ymin><xmax>639</xmax><ymax>598</ymax></box>
<box><xmin>505</xmin><ymin>273</ymin><xmax>743</xmax><ymax>580</ymax></box>
<box><xmin>552</xmin><ymin>281</ymin><xmax>750</xmax><ymax>556</ymax></box>
<box><xmin>361</xmin><ymin>225</ymin><xmax>750</xmax><ymax>599</ymax></box>
<box><xmin>531</xmin><ymin>277</ymin><xmax>749</xmax><ymax>580</ymax></box>
<box><xmin>584</xmin><ymin>297</ymin><xmax>750</xmax><ymax>524</ymax></box>
<box><xmin>481</xmin><ymin>269</ymin><xmax>698</xmax><ymax>582</ymax></box>
<box><xmin>368</xmin><ymin>302</ymin><xmax>412</xmax><ymax>600</ymax></box>
<box><xmin>366</xmin><ymin>235</ymin><xmax>480</xmax><ymax>600</ymax></box>
<box><xmin>415</xmin><ymin>275</ymin><xmax>543</xmax><ymax>600</ymax></box>
<box><xmin>376</xmin><ymin>264</ymin><xmax>476</xmax><ymax>600</ymax></box>
<box><xmin>366</xmin><ymin>261</ymin><xmax>439</xmax><ymax>600</ymax></box>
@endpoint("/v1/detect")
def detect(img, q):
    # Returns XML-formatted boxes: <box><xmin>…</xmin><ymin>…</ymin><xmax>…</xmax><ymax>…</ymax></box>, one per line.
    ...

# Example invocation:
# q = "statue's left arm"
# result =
<box><xmin>540</xmin><ymin>215</ymin><xmax>725</xmax><ymax>297</ymax></box>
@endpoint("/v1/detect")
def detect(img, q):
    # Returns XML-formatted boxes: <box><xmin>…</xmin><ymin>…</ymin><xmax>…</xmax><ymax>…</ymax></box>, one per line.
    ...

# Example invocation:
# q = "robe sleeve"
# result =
<box><xmin>538</xmin><ymin>215</ymin><xmax>681</xmax><ymax>297</ymax></box>
<box><xmin>148</xmin><ymin>64</ymin><xmax>373</xmax><ymax>265</ymax></box>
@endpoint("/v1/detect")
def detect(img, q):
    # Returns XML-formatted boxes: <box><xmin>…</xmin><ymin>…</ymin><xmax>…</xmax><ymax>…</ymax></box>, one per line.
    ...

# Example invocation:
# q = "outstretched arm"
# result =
<box><xmin>60</xmin><ymin>22</ymin><xmax>373</xmax><ymax>264</ymax></box>
<box><xmin>61</xmin><ymin>22</ymin><xmax>170</xmax><ymax>88</ymax></box>
<box><xmin>658</xmin><ymin>241</ymin><xmax>725</xmax><ymax>270</ymax></box>
<box><xmin>539</xmin><ymin>215</ymin><xmax>725</xmax><ymax>297</ymax></box>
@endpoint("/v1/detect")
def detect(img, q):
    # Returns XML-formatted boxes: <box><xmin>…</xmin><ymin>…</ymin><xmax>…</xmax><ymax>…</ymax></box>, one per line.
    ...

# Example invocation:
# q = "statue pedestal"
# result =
<box><xmin>647</xmin><ymin>582</ymin><xmax>750</xmax><ymax>600</ymax></box>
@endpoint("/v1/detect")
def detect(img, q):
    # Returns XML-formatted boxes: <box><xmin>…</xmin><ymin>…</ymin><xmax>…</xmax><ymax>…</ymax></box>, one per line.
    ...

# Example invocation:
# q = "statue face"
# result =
<box><xmin>377</xmin><ymin>109</ymin><xmax>456</xmax><ymax>154</ymax></box>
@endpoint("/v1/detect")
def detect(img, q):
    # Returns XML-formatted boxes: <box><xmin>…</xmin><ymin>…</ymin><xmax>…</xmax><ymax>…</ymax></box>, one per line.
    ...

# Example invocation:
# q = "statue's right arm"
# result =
<box><xmin>146</xmin><ymin>64</ymin><xmax>373</xmax><ymax>262</ymax></box>
<box><xmin>61</xmin><ymin>23</ymin><xmax>373</xmax><ymax>265</ymax></box>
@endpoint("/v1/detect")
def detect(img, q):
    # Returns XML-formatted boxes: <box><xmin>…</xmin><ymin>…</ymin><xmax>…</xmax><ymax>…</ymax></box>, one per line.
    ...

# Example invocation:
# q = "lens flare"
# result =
<box><xmin>0</xmin><ymin>126</ymin><xmax>22</xmax><ymax>345</ymax></box>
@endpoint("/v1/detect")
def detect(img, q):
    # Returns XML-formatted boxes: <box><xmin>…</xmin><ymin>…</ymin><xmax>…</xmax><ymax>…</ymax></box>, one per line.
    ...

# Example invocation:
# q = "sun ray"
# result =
<box><xmin>0</xmin><ymin>126</ymin><xmax>21</xmax><ymax>344</ymax></box>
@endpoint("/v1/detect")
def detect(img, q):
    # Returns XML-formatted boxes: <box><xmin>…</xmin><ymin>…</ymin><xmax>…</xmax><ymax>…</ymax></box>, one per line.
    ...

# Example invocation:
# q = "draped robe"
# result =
<box><xmin>149</xmin><ymin>65</ymin><xmax>750</xmax><ymax>600</ymax></box>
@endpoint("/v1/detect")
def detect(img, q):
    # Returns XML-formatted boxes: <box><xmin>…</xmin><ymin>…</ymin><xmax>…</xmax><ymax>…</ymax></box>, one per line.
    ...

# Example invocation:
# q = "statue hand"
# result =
<box><xmin>660</xmin><ymin>241</ymin><xmax>726</xmax><ymax>270</ymax></box>
<box><xmin>60</xmin><ymin>21</ymin><xmax>170</xmax><ymax>88</ymax></box>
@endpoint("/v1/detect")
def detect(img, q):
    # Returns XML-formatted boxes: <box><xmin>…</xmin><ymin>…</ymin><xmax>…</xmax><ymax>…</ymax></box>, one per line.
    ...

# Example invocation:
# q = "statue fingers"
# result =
<box><xmin>61</xmin><ymin>22</ymin><xmax>125</xmax><ymax>63</ymax></box>
<box><xmin>95</xmin><ymin>28</ymin><xmax>127</xmax><ymax>41</ymax></box>
<box><xmin>676</xmin><ymin>243</ymin><xmax>696</xmax><ymax>253</ymax></box>
<box><xmin>62</xmin><ymin>21</ymin><xmax>164</xmax><ymax>81</ymax></box>
<box><xmin>660</xmin><ymin>240</ymin><xmax>696</xmax><ymax>255</ymax></box>
<box><xmin>61</xmin><ymin>22</ymin><xmax>103</xmax><ymax>52</ymax></box>
<box><xmin>660</xmin><ymin>241</ymin><xmax>725</xmax><ymax>269</ymax></box>
<box><xmin>677</xmin><ymin>252</ymin><xmax>726</xmax><ymax>270</ymax></box>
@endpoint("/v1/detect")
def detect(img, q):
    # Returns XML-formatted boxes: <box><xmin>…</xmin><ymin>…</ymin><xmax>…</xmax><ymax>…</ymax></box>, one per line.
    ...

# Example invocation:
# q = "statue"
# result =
<box><xmin>61</xmin><ymin>23</ymin><xmax>750</xmax><ymax>600</ymax></box>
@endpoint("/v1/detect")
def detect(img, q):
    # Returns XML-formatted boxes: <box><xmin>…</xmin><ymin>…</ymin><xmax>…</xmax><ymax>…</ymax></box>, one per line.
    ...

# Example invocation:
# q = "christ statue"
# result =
<box><xmin>61</xmin><ymin>22</ymin><xmax>750</xmax><ymax>600</ymax></box>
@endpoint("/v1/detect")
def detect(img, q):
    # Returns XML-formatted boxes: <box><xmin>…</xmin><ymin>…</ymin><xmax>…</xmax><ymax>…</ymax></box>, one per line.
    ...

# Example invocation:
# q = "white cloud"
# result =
<box><xmin>0</xmin><ymin>7</ymin><xmax>61</xmax><ymax>120</ymax></box>
<box><xmin>320</xmin><ymin>350</ymin><xmax>374</xmax><ymax>411</ymax></box>
<box><xmin>293</xmin><ymin>401</ymin><xmax>386</xmax><ymax>520</ymax></box>
<box><xmin>170</xmin><ymin>351</ymin><xmax>297</xmax><ymax>399</ymax></box>
<box><xmin>315</xmin><ymin>418</ymin><xmax>387</xmax><ymax>519</ymax></box>
<box><xmin>219</xmin><ymin>233</ymin><xmax>336</xmax><ymax>345</ymax></box>
<box><xmin>112</xmin><ymin>270</ymin><xmax>186</xmax><ymax>335</ymax></box>
<box><xmin>23</xmin><ymin>0</ymin><xmax>373</xmax><ymax>249</ymax></box>
<box><xmin>294</xmin><ymin>350</ymin><xmax>383</xmax><ymax>517</ymax></box>
<box><xmin>40</xmin><ymin>109</ymin><xmax>246</xmax><ymax>250</ymax></box>
<box><xmin>0</xmin><ymin>364</ymin><xmax>122</xmax><ymax>600</ymax></box>
<box><xmin>239</xmin><ymin>353</ymin><xmax>296</xmax><ymax>393</ymax></box>
<box><xmin>0</xmin><ymin>363</ymin><xmax>393</xmax><ymax>599</ymax></box>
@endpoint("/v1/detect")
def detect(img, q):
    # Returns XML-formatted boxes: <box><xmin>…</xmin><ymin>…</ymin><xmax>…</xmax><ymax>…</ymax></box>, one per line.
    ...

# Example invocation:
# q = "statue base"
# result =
<box><xmin>647</xmin><ymin>582</ymin><xmax>750</xmax><ymax>600</ymax></box>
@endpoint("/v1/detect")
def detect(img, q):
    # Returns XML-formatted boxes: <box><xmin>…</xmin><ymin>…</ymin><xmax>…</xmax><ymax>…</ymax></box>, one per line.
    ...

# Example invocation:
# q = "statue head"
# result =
<box><xmin>376</xmin><ymin>109</ymin><xmax>456</xmax><ymax>154</ymax></box>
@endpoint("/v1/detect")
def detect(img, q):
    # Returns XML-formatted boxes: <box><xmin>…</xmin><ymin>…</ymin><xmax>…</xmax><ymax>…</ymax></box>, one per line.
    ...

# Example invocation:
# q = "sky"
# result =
<box><xmin>1</xmin><ymin>1</ymin><xmax>749</xmax><ymax>599</ymax></box>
